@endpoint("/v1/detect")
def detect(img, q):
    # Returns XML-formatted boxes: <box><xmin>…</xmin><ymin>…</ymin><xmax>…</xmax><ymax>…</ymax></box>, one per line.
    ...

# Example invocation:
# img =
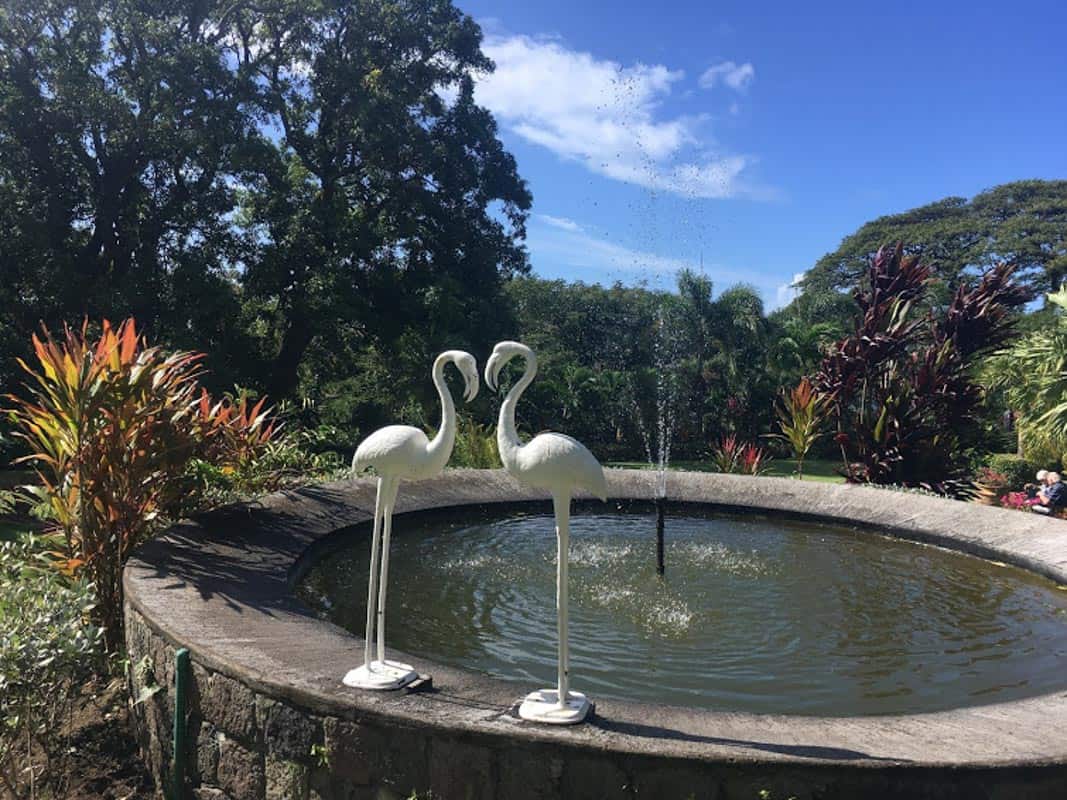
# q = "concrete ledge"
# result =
<box><xmin>123</xmin><ymin>469</ymin><xmax>1067</xmax><ymax>799</ymax></box>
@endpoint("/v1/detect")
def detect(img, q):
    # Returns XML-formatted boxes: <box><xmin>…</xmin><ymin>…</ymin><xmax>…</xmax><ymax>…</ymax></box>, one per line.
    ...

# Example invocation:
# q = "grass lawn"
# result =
<box><xmin>762</xmin><ymin>458</ymin><xmax>845</xmax><ymax>483</ymax></box>
<box><xmin>607</xmin><ymin>457</ymin><xmax>846</xmax><ymax>484</ymax></box>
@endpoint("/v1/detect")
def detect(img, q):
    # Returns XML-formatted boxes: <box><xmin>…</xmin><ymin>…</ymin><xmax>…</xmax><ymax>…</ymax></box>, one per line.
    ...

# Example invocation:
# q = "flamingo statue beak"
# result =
<box><xmin>485</xmin><ymin>351</ymin><xmax>503</xmax><ymax>393</ymax></box>
<box><xmin>463</xmin><ymin>362</ymin><xmax>479</xmax><ymax>403</ymax></box>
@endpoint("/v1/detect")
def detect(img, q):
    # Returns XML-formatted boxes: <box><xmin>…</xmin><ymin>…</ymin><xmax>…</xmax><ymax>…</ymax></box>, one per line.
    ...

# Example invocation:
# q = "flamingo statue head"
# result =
<box><xmin>484</xmin><ymin>340</ymin><xmax>531</xmax><ymax>394</ymax></box>
<box><xmin>450</xmin><ymin>350</ymin><xmax>481</xmax><ymax>403</ymax></box>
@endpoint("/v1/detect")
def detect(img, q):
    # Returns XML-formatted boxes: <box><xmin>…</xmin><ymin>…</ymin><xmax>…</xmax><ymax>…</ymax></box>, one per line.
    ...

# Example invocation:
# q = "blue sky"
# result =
<box><xmin>455</xmin><ymin>0</ymin><xmax>1067</xmax><ymax>309</ymax></box>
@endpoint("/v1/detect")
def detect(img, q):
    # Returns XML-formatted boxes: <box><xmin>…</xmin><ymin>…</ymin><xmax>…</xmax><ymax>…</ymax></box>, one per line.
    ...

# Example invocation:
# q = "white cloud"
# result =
<box><xmin>472</xmin><ymin>34</ymin><xmax>762</xmax><ymax>199</ymax></box>
<box><xmin>699</xmin><ymin>61</ymin><xmax>755</xmax><ymax>92</ymax></box>
<box><xmin>774</xmin><ymin>272</ymin><xmax>806</xmax><ymax>309</ymax></box>
<box><xmin>537</xmin><ymin>214</ymin><xmax>584</xmax><ymax>232</ymax></box>
<box><xmin>530</xmin><ymin>219</ymin><xmax>693</xmax><ymax>276</ymax></box>
<box><xmin>528</xmin><ymin>216</ymin><xmax>776</xmax><ymax>298</ymax></box>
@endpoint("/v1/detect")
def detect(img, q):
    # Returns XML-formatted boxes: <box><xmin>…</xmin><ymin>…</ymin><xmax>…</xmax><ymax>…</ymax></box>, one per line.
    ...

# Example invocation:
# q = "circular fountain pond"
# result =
<box><xmin>123</xmin><ymin>470</ymin><xmax>1067</xmax><ymax>799</ymax></box>
<box><xmin>298</xmin><ymin>503</ymin><xmax>1067</xmax><ymax>717</ymax></box>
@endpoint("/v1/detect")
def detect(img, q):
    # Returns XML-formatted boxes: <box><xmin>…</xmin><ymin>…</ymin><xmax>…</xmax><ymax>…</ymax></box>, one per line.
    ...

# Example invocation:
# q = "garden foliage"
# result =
<box><xmin>0</xmin><ymin>537</ymin><xmax>102</xmax><ymax>799</ymax></box>
<box><xmin>5</xmin><ymin>319</ymin><xmax>285</xmax><ymax>651</ymax></box>
<box><xmin>450</xmin><ymin>416</ymin><xmax>499</xmax><ymax>469</ymax></box>
<box><xmin>709</xmin><ymin>435</ymin><xmax>768</xmax><ymax>475</ymax></box>
<box><xmin>767</xmin><ymin>377</ymin><xmax>829</xmax><ymax>479</ymax></box>
<box><xmin>0</xmin><ymin>0</ymin><xmax>1063</xmax><ymax>473</ymax></box>
<box><xmin>813</xmin><ymin>244</ymin><xmax>1029</xmax><ymax>491</ymax></box>
<box><xmin>985</xmin><ymin>288</ymin><xmax>1067</xmax><ymax>464</ymax></box>
<box><xmin>982</xmin><ymin>454</ymin><xmax>1040</xmax><ymax>491</ymax></box>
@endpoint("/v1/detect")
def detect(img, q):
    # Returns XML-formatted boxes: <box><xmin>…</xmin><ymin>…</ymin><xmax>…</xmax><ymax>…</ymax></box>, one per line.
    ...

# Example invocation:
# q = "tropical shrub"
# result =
<box><xmin>7</xmin><ymin>321</ymin><xmax>206</xmax><ymax>651</ymax></box>
<box><xmin>5</xmin><ymin>320</ymin><xmax>284</xmax><ymax>652</ymax></box>
<box><xmin>709</xmin><ymin>435</ymin><xmax>768</xmax><ymax>475</ymax></box>
<box><xmin>983</xmin><ymin>454</ymin><xmax>1039</xmax><ymax>491</ymax></box>
<box><xmin>1017</xmin><ymin>426</ymin><xmax>1067</xmax><ymax>469</ymax></box>
<box><xmin>180</xmin><ymin>422</ymin><xmax>346</xmax><ymax>509</ymax></box>
<box><xmin>974</xmin><ymin>467</ymin><xmax>1008</xmax><ymax>488</ymax></box>
<box><xmin>0</xmin><ymin>537</ymin><xmax>103</xmax><ymax>798</ymax></box>
<box><xmin>813</xmin><ymin>244</ymin><xmax>1028</xmax><ymax>492</ymax></box>
<box><xmin>196</xmin><ymin>390</ymin><xmax>280</xmax><ymax>472</ymax></box>
<box><xmin>249</xmin><ymin>423</ymin><xmax>347</xmax><ymax>487</ymax></box>
<box><xmin>766</xmin><ymin>377</ymin><xmax>828</xmax><ymax>479</ymax></box>
<box><xmin>985</xmin><ymin>288</ymin><xmax>1067</xmax><ymax>463</ymax></box>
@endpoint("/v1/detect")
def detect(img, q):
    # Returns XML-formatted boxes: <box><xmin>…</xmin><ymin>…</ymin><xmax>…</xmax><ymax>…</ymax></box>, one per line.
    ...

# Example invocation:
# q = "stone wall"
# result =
<box><xmin>129</xmin><ymin>603</ymin><xmax>1067</xmax><ymax>800</ymax></box>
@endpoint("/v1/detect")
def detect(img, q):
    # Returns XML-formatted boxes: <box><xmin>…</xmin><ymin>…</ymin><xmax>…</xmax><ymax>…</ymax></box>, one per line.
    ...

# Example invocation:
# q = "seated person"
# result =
<box><xmin>1034</xmin><ymin>472</ymin><xmax>1065</xmax><ymax>514</ymax></box>
<box><xmin>1026</xmin><ymin>469</ymin><xmax>1050</xmax><ymax>499</ymax></box>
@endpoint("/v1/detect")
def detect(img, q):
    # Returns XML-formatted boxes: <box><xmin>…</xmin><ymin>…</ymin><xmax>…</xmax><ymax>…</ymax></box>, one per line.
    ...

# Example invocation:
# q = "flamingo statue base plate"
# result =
<box><xmin>517</xmin><ymin>689</ymin><xmax>591</xmax><ymax>725</ymax></box>
<box><xmin>343</xmin><ymin>660</ymin><xmax>418</xmax><ymax>691</ymax></box>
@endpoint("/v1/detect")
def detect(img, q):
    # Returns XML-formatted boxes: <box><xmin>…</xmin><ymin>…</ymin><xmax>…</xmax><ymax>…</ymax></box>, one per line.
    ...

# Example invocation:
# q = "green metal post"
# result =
<box><xmin>172</xmin><ymin>648</ymin><xmax>190</xmax><ymax>800</ymax></box>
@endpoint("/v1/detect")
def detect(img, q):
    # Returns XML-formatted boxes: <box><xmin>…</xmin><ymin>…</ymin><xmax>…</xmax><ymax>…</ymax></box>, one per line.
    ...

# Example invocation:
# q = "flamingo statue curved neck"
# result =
<box><xmin>344</xmin><ymin>350</ymin><xmax>479</xmax><ymax>691</ymax></box>
<box><xmin>420</xmin><ymin>351</ymin><xmax>465</xmax><ymax>475</ymax></box>
<box><xmin>492</xmin><ymin>343</ymin><xmax>538</xmax><ymax>471</ymax></box>
<box><xmin>486</xmin><ymin>341</ymin><xmax>607</xmax><ymax>725</ymax></box>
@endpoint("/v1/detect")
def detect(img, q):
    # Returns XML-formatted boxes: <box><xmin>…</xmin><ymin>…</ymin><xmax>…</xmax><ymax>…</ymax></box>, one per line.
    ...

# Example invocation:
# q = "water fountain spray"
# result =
<box><xmin>634</xmin><ymin>305</ymin><xmax>679</xmax><ymax>576</ymax></box>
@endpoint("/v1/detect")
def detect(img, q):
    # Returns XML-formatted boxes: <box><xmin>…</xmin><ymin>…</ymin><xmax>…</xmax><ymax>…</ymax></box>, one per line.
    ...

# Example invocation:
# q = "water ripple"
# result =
<box><xmin>298</xmin><ymin>507</ymin><xmax>1067</xmax><ymax>716</ymax></box>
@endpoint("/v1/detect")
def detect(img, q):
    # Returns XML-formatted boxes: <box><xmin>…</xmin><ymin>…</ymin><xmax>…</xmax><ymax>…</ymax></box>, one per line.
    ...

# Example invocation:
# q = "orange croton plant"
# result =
<box><xmin>767</xmin><ymin>376</ymin><xmax>829</xmax><ymax>480</ymax></box>
<box><xmin>6</xmin><ymin>319</ymin><xmax>277</xmax><ymax>652</ymax></box>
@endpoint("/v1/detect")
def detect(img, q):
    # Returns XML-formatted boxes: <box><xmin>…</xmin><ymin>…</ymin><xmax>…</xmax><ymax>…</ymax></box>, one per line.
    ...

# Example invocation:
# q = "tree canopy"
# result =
<box><xmin>0</xmin><ymin>0</ymin><xmax>255</xmax><ymax>381</ymax></box>
<box><xmin>0</xmin><ymin>0</ymin><xmax>530</xmax><ymax>397</ymax></box>
<box><xmin>802</xmin><ymin>180</ymin><xmax>1067</xmax><ymax>301</ymax></box>
<box><xmin>230</xmin><ymin>0</ymin><xmax>531</xmax><ymax>396</ymax></box>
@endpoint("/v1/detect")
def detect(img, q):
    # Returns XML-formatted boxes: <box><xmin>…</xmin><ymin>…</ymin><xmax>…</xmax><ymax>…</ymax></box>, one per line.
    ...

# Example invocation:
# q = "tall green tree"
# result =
<box><xmin>670</xmin><ymin>272</ymin><xmax>776</xmax><ymax>444</ymax></box>
<box><xmin>0</xmin><ymin>0</ymin><xmax>254</xmax><ymax>383</ymax></box>
<box><xmin>803</xmin><ymin>180</ymin><xmax>1067</xmax><ymax>299</ymax></box>
<box><xmin>229</xmin><ymin>0</ymin><xmax>531</xmax><ymax>397</ymax></box>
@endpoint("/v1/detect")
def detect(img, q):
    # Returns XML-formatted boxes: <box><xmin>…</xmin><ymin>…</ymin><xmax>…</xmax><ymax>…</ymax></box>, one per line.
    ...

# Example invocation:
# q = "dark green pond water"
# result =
<box><xmin>296</xmin><ymin>505</ymin><xmax>1067</xmax><ymax>716</ymax></box>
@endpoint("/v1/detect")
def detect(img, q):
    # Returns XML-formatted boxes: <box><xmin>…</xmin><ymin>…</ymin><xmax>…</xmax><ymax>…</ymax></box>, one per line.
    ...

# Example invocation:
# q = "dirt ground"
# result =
<box><xmin>36</xmin><ymin>679</ymin><xmax>154</xmax><ymax>800</ymax></box>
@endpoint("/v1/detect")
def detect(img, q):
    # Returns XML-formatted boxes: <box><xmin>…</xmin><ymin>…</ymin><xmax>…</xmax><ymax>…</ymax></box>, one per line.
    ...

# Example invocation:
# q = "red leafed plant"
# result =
<box><xmin>197</xmin><ymin>389</ymin><xmax>280</xmax><ymax>470</ymax></box>
<box><xmin>813</xmin><ymin>243</ymin><xmax>1029</xmax><ymax>493</ymax></box>
<box><xmin>709</xmin><ymin>434</ymin><xmax>768</xmax><ymax>475</ymax></box>
<box><xmin>739</xmin><ymin>443</ymin><xmax>768</xmax><ymax>475</ymax></box>
<box><xmin>766</xmin><ymin>377</ymin><xmax>829</xmax><ymax>479</ymax></box>
<box><xmin>6</xmin><ymin>319</ymin><xmax>280</xmax><ymax>651</ymax></box>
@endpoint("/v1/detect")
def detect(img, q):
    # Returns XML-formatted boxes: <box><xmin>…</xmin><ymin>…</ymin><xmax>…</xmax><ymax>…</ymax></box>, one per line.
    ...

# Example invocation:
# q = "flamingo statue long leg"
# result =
<box><xmin>485</xmin><ymin>341</ymin><xmax>607</xmax><ymax>724</ymax></box>
<box><xmin>344</xmin><ymin>350</ymin><xmax>479</xmax><ymax>690</ymax></box>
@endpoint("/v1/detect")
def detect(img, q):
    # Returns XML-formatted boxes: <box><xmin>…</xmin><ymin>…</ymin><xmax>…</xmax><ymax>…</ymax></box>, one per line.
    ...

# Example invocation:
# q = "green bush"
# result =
<box><xmin>0</xmin><ymin>537</ymin><xmax>103</xmax><ymax>798</ymax></box>
<box><xmin>984</xmin><ymin>454</ymin><xmax>1041</xmax><ymax>491</ymax></box>
<box><xmin>451</xmin><ymin>416</ymin><xmax>499</xmax><ymax>469</ymax></box>
<box><xmin>180</xmin><ymin>423</ymin><xmax>347</xmax><ymax>510</ymax></box>
<box><xmin>1016</xmin><ymin>423</ymin><xmax>1067</xmax><ymax>471</ymax></box>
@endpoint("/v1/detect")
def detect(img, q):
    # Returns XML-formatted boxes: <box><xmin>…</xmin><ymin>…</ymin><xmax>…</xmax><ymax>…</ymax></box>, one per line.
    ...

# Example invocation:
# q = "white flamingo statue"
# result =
<box><xmin>485</xmin><ymin>341</ymin><xmax>607</xmax><ymax>724</ymax></box>
<box><xmin>344</xmin><ymin>350</ymin><xmax>479</xmax><ymax>690</ymax></box>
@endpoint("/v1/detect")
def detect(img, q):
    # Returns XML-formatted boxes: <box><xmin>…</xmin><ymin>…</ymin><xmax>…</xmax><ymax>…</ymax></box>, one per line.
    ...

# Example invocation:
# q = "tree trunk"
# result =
<box><xmin>268</xmin><ymin>317</ymin><xmax>315</xmax><ymax>398</ymax></box>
